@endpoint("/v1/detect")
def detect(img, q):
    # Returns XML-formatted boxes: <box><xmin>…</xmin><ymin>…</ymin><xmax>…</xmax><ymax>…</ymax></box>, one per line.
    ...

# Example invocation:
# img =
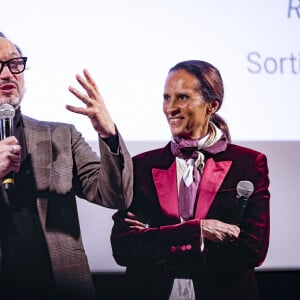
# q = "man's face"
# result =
<box><xmin>0</xmin><ymin>37</ymin><xmax>25</xmax><ymax>108</ymax></box>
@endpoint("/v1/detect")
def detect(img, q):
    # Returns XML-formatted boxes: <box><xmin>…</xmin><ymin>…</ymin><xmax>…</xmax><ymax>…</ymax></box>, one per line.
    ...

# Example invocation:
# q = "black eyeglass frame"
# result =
<box><xmin>0</xmin><ymin>57</ymin><xmax>27</xmax><ymax>75</ymax></box>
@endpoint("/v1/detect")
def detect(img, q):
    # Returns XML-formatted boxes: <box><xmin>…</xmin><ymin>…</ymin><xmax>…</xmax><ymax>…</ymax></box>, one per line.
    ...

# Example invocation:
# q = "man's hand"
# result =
<box><xmin>0</xmin><ymin>136</ymin><xmax>21</xmax><ymax>179</ymax></box>
<box><xmin>66</xmin><ymin>69</ymin><xmax>116</xmax><ymax>138</ymax></box>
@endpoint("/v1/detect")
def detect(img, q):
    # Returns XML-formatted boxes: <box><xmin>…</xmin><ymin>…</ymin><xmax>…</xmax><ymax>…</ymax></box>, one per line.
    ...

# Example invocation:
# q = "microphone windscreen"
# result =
<box><xmin>236</xmin><ymin>181</ymin><xmax>254</xmax><ymax>199</ymax></box>
<box><xmin>0</xmin><ymin>103</ymin><xmax>15</xmax><ymax>119</ymax></box>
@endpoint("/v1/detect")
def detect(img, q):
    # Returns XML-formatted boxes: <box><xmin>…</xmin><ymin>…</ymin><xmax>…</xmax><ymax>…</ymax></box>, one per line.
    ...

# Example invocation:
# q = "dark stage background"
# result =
<box><xmin>92</xmin><ymin>270</ymin><xmax>300</xmax><ymax>300</ymax></box>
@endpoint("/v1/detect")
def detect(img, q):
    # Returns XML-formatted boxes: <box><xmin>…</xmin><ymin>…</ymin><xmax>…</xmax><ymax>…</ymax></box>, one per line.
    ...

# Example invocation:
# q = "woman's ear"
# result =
<box><xmin>208</xmin><ymin>100</ymin><xmax>220</xmax><ymax>114</ymax></box>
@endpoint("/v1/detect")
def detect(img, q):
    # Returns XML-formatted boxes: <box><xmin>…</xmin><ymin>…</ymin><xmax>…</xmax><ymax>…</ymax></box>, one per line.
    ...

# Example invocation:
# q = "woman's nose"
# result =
<box><xmin>166</xmin><ymin>101</ymin><xmax>179</xmax><ymax>115</ymax></box>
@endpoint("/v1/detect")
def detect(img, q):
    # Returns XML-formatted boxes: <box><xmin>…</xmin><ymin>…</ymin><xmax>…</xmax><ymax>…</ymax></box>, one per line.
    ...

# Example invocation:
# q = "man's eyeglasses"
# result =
<box><xmin>0</xmin><ymin>57</ymin><xmax>27</xmax><ymax>75</ymax></box>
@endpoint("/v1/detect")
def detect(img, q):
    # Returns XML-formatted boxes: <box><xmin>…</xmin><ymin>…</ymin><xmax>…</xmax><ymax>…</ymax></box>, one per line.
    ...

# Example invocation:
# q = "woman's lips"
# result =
<box><xmin>169</xmin><ymin>117</ymin><xmax>183</xmax><ymax>125</ymax></box>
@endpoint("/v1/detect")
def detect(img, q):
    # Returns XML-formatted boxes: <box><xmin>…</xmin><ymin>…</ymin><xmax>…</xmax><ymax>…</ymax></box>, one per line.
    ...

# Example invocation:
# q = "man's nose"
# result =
<box><xmin>0</xmin><ymin>65</ymin><xmax>13</xmax><ymax>78</ymax></box>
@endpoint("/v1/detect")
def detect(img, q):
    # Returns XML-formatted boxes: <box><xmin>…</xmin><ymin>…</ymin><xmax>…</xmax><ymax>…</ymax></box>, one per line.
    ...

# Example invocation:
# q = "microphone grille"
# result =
<box><xmin>0</xmin><ymin>104</ymin><xmax>15</xmax><ymax>119</ymax></box>
<box><xmin>236</xmin><ymin>180</ymin><xmax>254</xmax><ymax>198</ymax></box>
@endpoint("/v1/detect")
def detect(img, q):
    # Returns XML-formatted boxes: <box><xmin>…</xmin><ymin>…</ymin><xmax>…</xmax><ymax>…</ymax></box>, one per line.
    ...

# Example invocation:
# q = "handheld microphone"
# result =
<box><xmin>0</xmin><ymin>103</ymin><xmax>16</xmax><ymax>190</ymax></box>
<box><xmin>232</xmin><ymin>180</ymin><xmax>254</xmax><ymax>226</ymax></box>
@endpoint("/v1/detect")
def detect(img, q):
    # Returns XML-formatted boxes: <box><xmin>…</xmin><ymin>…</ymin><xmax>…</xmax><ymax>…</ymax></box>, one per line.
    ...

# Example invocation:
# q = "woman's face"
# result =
<box><xmin>163</xmin><ymin>69</ymin><xmax>218</xmax><ymax>139</ymax></box>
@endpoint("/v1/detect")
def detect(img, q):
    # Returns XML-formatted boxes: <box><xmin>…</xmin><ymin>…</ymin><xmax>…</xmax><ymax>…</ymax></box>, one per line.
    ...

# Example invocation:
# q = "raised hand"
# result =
<box><xmin>66</xmin><ymin>69</ymin><xmax>116</xmax><ymax>138</ymax></box>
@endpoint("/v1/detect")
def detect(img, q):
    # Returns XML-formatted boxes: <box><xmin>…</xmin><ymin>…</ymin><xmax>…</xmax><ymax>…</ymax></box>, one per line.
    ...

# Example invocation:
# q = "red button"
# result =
<box><xmin>170</xmin><ymin>246</ymin><xmax>176</xmax><ymax>253</ymax></box>
<box><xmin>186</xmin><ymin>244</ymin><xmax>192</xmax><ymax>250</ymax></box>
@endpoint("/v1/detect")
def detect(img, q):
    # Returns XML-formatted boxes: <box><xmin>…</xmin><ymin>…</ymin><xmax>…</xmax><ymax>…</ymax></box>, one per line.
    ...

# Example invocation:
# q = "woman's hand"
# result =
<box><xmin>66</xmin><ymin>69</ymin><xmax>116</xmax><ymax>138</ymax></box>
<box><xmin>124</xmin><ymin>213</ymin><xmax>240</xmax><ymax>244</ymax></box>
<box><xmin>201</xmin><ymin>219</ymin><xmax>240</xmax><ymax>243</ymax></box>
<box><xmin>124</xmin><ymin>211</ymin><xmax>149</xmax><ymax>230</ymax></box>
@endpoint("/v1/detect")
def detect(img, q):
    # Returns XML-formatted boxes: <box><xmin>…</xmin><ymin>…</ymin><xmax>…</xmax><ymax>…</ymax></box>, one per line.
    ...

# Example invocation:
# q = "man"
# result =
<box><xmin>0</xmin><ymin>32</ymin><xmax>133</xmax><ymax>299</ymax></box>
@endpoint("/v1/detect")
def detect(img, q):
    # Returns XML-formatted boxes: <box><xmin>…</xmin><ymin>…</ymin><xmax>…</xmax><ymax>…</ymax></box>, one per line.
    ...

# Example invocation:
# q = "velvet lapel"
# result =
<box><xmin>152</xmin><ymin>161</ymin><xmax>179</xmax><ymax>223</ymax></box>
<box><xmin>194</xmin><ymin>158</ymin><xmax>232</xmax><ymax>219</ymax></box>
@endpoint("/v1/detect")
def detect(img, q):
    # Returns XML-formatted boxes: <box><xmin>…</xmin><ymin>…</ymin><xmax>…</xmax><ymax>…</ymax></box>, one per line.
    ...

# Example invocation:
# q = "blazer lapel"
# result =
<box><xmin>195</xmin><ymin>158</ymin><xmax>232</xmax><ymax>219</ymax></box>
<box><xmin>22</xmin><ymin>116</ymin><xmax>79</xmax><ymax>236</ymax></box>
<box><xmin>152</xmin><ymin>161</ymin><xmax>179</xmax><ymax>223</ymax></box>
<box><xmin>152</xmin><ymin>153</ymin><xmax>232</xmax><ymax>222</ymax></box>
<box><xmin>22</xmin><ymin>116</ymin><xmax>52</xmax><ymax>192</ymax></box>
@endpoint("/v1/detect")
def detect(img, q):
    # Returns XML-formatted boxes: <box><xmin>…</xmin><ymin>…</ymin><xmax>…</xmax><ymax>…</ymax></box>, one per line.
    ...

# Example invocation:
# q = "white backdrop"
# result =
<box><xmin>1</xmin><ymin>0</ymin><xmax>300</xmax><ymax>271</ymax></box>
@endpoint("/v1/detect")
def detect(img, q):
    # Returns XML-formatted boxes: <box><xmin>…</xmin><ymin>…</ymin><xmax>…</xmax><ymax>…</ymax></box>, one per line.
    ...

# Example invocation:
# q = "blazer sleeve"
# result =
<box><xmin>205</xmin><ymin>152</ymin><xmax>270</xmax><ymax>271</ymax></box>
<box><xmin>111</xmin><ymin>211</ymin><xmax>202</xmax><ymax>267</ymax></box>
<box><xmin>111</xmin><ymin>152</ymin><xmax>270</xmax><ymax>273</ymax></box>
<box><xmin>71</xmin><ymin>125</ymin><xmax>133</xmax><ymax>209</ymax></box>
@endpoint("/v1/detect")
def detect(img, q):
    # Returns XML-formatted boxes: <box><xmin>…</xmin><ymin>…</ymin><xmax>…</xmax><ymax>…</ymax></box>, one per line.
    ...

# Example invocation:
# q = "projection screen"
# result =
<box><xmin>1</xmin><ymin>0</ymin><xmax>299</xmax><ymax>272</ymax></box>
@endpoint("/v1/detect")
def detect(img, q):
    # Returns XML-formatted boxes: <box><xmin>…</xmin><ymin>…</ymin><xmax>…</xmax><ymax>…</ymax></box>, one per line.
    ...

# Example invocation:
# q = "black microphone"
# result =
<box><xmin>0</xmin><ymin>103</ymin><xmax>16</xmax><ymax>190</ymax></box>
<box><xmin>232</xmin><ymin>180</ymin><xmax>254</xmax><ymax>226</ymax></box>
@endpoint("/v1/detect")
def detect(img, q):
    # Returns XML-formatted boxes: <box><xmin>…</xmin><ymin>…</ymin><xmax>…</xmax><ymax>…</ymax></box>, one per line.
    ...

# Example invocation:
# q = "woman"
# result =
<box><xmin>111</xmin><ymin>60</ymin><xmax>270</xmax><ymax>300</ymax></box>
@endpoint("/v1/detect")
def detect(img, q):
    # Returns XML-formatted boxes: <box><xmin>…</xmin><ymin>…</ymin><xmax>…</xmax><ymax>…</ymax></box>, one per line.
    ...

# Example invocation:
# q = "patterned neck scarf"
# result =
<box><xmin>170</xmin><ymin>122</ymin><xmax>227</xmax><ymax>220</ymax></box>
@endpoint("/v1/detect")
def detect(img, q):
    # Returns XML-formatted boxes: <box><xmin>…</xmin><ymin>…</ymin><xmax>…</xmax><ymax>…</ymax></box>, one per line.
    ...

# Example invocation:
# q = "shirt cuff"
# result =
<box><xmin>102</xmin><ymin>134</ymin><xmax>119</xmax><ymax>153</ymax></box>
